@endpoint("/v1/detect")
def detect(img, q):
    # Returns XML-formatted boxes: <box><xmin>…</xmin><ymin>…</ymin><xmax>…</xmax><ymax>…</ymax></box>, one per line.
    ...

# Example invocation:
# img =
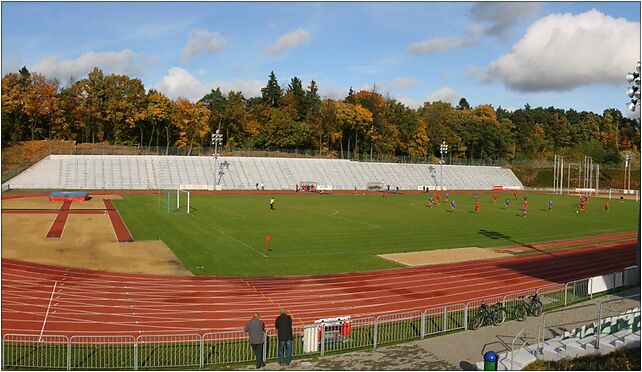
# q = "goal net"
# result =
<box><xmin>159</xmin><ymin>189</ymin><xmax>191</xmax><ymax>214</ymax></box>
<box><xmin>298</xmin><ymin>181</ymin><xmax>317</xmax><ymax>192</ymax></box>
<box><xmin>608</xmin><ymin>188</ymin><xmax>639</xmax><ymax>202</ymax></box>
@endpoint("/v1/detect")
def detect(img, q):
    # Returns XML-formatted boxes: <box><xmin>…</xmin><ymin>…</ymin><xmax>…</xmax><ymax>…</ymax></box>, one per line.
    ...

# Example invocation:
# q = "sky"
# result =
<box><xmin>1</xmin><ymin>1</ymin><xmax>640</xmax><ymax>115</ymax></box>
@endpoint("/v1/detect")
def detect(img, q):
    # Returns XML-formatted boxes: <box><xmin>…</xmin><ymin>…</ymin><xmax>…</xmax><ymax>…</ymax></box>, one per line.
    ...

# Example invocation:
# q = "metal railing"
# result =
<box><xmin>2</xmin><ymin>267</ymin><xmax>638</xmax><ymax>370</ymax></box>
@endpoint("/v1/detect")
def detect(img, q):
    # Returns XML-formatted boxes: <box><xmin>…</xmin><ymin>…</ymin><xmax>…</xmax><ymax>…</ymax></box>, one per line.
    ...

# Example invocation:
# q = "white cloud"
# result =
<box><xmin>476</xmin><ymin>9</ymin><xmax>640</xmax><ymax>92</ymax></box>
<box><xmin>181</xmin><ymin>30</ymin><xmax>229</xmax><ymax>62</ymax></box>
<box><xmin>469</xmin><ymin>2</ymin><xmax>541</xmax><ymax>39</ymax></box>
<box><xmin>388</xmin><ymin>77</ymin><xmax>418</xmax><ymax>90</ymax></box>
<box><xmin>267</xmin><ymin>28</ymin><xmax>310</xmax><ymax>55</ymax></box>
<box><xmin>318</xmin><ymin>83</ymin><xmax>348</xmax><ymax>100</ymax></box>
<box><xmin>154</xmin><ymin>67</ymin><xmax>263</xmax><ymax>101</ymax></box>
<box><xmin>408</xmin><ymin>36</ymin><xmax>478</xmax><ymax>55</ymax></box>
<box><xmin>395</xmin><ymin>96</ymin><xmax>425</xmax><ymax>109</ymax></box>
<box><xmin>426</xmin><ymin>86</ymin><xmax>461</xmax><ymax>104</ymax></box>
<box><xmin>28</xmin><ymin>49</ymin><xmax>141</xmax><ymax>81</ymax></box>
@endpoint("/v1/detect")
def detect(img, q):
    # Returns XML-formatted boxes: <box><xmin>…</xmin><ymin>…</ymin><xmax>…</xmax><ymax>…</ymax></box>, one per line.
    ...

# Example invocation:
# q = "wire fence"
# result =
<box><xmin>2</xmin><ymin>268</ymin><xmax>638</xmax><ymax>370</ymax></box>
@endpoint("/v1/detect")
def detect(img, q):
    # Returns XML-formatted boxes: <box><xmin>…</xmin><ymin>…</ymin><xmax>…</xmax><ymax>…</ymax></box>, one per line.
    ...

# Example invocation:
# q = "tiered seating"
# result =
<box><xmin>3</xmin><ymin>155</ymin><xmax>524</xmax><ymax>191</ymax></box>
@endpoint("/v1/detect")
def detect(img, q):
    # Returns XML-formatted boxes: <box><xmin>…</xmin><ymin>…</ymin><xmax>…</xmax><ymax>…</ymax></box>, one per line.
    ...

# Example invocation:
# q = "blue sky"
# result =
<box><xmin>2</xmin><ymin>1</ymin><xmax>640</xmax><ymax>114</ymax></box>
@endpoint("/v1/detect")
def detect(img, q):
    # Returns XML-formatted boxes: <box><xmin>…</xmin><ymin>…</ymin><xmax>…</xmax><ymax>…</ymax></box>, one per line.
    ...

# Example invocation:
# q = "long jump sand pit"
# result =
<box><xmin>2</xmin><ymin>212</ymin><xmax>191</xmax><ymax>276</ymax></box>
<box><xmin>379</xmin><ymin>247</ymin><xmax>512</xmax><ymax>267</ymax></box>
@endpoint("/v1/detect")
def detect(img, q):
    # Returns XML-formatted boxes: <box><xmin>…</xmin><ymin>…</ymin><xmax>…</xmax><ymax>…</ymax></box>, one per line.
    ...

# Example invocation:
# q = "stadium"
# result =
<box><xmin>1</xmin><ymin>145</ymin><xmax>639</xmax><ymax>369</ymax></box>
<box><xmin>1</xmin><ymin>2</ymin><xmax>641</xmax><ymax>371</ymax></box>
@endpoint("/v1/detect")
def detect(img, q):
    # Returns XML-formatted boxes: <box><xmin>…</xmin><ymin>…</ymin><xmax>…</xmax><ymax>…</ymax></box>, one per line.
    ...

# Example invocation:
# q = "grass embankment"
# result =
<box><xmin>114</xmin><ymin>192</ymin><xmax>638</xmax><ymax>276</ymax></box>
<box><xmin>524</xmin><ymin>347</ymin><xmax>640</xmax><ymax>370</ymax></box>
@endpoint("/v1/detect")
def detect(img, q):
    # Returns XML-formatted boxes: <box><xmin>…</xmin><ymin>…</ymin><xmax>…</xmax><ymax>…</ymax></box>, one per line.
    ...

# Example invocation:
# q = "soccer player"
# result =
<box><xmin>522</xmin><ymin>198</ymin><xmax>528</xmax><ymax>217</ymax></box>
<box><xmin>493</xmin><ymin>194</ymin><xmax>498</xmax><ymax>204</ymax></box>
<box><xmin>579</xmin><ymin>201</ymin><xmax>586</xmax><ymax>214</ymax></box>
<box><xmin>474</xmin><ymin>200</ymin><xmax>480</xmax><ymax>214</ymax></box>
<box><xmin>504</xmin><ymin>198</ymin><xmax>511</xmax><ymax>209</ymax></box>
<box><xmin>427</xmin><ymin>197</ymin><xmax>434</xmax><ymax>207</ymax></box>
<box><xmin>513</xmin><ymin>191</ymin><xmax>518</xmax><ymax>200</ymax></box>
<box><xmin>436</xmin><ymin>194</ymin><xmax>441</xmax><ymax>205</ymax></box>
<box><xmin>547</xmin><ymin>200</ymin><xmax>553</xmax><ymax>212</ymax></box>
<box><xmin>445</xmin><ymin>194</ymin><xmax>450</xmax><ymax>202</ymax></box>
<box><xmin>450</xmin><ymin>200</ymin><xmax>456</xmax><ymax>211</ymax></box>
<box><xmin>270</xmin><ymin>197</ymin><xmax>275</xmax><ymax>210</ymax></box>
<box><xmin>604</xmin><ymin>202</ymin><xmax>609</xmax><ymax>212</ymax></box>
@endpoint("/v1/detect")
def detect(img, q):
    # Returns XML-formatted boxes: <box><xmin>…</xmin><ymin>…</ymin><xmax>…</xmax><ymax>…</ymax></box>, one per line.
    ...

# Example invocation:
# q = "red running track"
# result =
<box><xmin>1</xmin><ymin>239</ymin><xmax>636</xmax><ymax>337</ymax></box>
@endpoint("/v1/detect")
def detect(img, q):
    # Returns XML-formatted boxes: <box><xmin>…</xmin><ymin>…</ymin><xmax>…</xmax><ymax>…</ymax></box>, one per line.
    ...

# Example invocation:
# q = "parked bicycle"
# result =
<box><xmin>471</xmin><ymin>302</ymin><xmax>507</xmax><ymax>329</ymax></box>
<box><xmin>514</xmin><ymin>293</ymin><xmax>543</xmax><ymax>321</ymax></box>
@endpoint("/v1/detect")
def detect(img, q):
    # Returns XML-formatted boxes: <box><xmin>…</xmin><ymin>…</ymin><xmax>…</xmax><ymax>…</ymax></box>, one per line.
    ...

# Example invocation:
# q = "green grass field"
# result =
<box><xmin>114</xmin><ymin>192</ymin><xmax>638</xmax><ymax>276</ymax></box>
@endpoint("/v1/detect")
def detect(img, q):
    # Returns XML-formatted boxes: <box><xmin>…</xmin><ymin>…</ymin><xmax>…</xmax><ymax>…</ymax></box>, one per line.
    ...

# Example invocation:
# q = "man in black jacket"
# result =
<box><xmin>274</xmin><ymin>308</ymin><xmax>293</xmax><ymax>366</ymax></box>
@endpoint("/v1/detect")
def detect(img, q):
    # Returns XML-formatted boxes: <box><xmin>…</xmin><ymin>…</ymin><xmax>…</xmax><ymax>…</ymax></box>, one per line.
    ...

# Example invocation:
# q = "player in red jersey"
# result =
<box><xmin>492</xmin><ymin>194</ymin><xmax>498</xmax><ymax>204</ymax></box>
<box><xmin>474</xmin><ymin>200</ymin><xmax>480</xmax><ymax>214</ymax></box>
<box><xmin>604</xmin><ymin>202</ymin><xmax>609</xmax><ymax>212</ymax></box>
<box><xmin>436</xmin><ymin>194</ymin><xmax>441</xmax><ymax>205</ymax></box>
<box><xmin>522</xmin><ymin>198</ymin><xmax>528</xmax><ymax>217</ymax></box>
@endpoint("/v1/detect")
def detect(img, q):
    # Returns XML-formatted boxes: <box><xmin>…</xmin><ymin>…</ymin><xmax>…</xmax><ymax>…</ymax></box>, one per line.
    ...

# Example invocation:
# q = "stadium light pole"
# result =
<box><xmin>626</xmin><ymin>61</ymin><xmax>640</xmax><ymax>285</ymax></box>
<box><xmin>211</xmin><ymin>126</ymin><xmax>223</xmax><ymax>189</ymax></box>
<box><xmin>439</xmin><ymin>141</ymin><xmax>448</xmax><ymax>191</ymax></box>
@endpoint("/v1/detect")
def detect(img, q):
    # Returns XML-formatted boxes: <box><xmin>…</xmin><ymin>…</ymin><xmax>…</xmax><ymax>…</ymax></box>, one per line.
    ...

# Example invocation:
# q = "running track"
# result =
<box><xmin>1</xmin><ymin>239</ymin><xmax>636</xmax><ymax>337</ymax></box>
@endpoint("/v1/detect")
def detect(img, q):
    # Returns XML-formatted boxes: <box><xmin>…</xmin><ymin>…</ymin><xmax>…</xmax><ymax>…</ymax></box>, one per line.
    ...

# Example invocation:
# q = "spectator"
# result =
<box><xmin>244</xmin><ymin>313</ymin><xmax>266</xmax><ymax>369</ymax></box>
<box><xmin>275</xmin><ymin>308</ymin><xmax>293</xmax><ymax>366</ymax></box>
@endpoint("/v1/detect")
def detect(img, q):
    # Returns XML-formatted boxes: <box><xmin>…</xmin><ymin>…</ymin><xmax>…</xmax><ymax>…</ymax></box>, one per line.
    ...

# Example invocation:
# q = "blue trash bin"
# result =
<box><xmin>484</xmin><ymin>351</ymin><xmax>498</xmax><ymax>371</ymax></box>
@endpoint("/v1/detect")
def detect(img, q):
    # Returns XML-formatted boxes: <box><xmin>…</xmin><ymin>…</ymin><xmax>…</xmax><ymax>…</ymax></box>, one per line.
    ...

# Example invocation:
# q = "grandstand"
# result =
<box><xmin>2</xmin><ymin>155</ymin><xmax>523</xmax><ymax>191</ymax></box>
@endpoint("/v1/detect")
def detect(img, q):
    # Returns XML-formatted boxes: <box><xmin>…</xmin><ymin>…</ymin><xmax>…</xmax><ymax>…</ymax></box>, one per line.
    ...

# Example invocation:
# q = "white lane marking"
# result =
<box><xmin>38</xmin><ymin>281</ymin><xmax>57</xmax><ymax>341</ymax></box>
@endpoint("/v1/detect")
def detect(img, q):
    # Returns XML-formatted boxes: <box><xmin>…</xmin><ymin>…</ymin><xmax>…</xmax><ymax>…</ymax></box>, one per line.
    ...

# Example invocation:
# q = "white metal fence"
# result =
<box><xmin>2</xmin><ymin>267</ymin><xmax>638</xmax><ymax>370</ymax></box>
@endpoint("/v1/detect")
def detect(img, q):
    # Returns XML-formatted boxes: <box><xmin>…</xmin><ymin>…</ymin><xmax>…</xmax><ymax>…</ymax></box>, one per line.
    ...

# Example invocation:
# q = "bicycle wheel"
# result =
<box><xmin>471</xmin><ymin>314</ymin><xmax>485</xmax><ymax>330</ymax></box>
<box><xmin>492</xmin><ymin>309</ymin><xmax>507</xmax><ymax>326</ymax></box>
<box><xmin>531</xmin><ymin>300</ymin><xmax>543</xmax><ymax>317</ymax></box>
<box><xmin>515</xmin><ymin>304</ymin><xmax>527</xmax><ymax>321</ymax></box>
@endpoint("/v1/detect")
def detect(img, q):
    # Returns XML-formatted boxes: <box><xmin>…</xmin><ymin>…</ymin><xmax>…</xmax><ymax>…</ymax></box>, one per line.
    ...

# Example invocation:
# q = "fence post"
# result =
<box><xmin>443</xmin><ymin>306</ymin><xmax>448</xmax><ymax>332</ymax></box>
<box><xmin>373</xmin><ymin>319</ymin><xmax>378</xmax><ymax>350</ymax></box>
<box><xmin>420</xmin><ymin>311</ymin><xmax>426</xmax><ymax>339</ymax></box>
<box><xmin>263</xmin><ymin>331</ymin><xmax>268</xmax><ymax>362</ymax></box>
<box><xmin>589</xmin><ymin>278</ymin><xmax>593</xmax><ymax>299</ymax></box>
<box><xmin>200</xmin><ymin>335</ymin><xmax>204</xmax><ymax>368</ymax></box>
<box><xmin>67</xmin><ymin>338</ymin><xmax>71</xmax><ymax>371</ymax></box>
<box><xmin>320</xmin><ymin>323</ymin><xmax>325</xmax><ymax>356</ymax></box>
<box><xmin>134</xmin><ymin>339</ymin><xmax>138</xmax><ymax>371</ymax></box>
<box><xmin>564</xmin><ymin>283</ymin><xmax>569</xmax><ymax>306</ymax></box>
<box><xmin>464</xmin><ymin>305</ymin><xmax>469</xmax><ymax>330</ymax></box>
<box><xmin>596</xmin><ymin>303</ymin><xmax>602</xmax><ymax>350</ymax></box>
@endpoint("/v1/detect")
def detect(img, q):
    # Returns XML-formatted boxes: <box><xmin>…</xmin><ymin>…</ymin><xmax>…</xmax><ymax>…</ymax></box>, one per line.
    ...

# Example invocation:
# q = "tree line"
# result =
<box><xmin>2</xmin><ymin>67</ymin><xmax>639</xmax><ymax>164</ymax></box>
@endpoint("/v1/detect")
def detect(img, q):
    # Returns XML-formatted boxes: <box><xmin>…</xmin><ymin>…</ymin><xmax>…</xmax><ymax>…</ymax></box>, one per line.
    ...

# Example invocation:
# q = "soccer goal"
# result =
<box><xmin>159</xmin><ymin>189</ymin><xmax>191</xmax><ymax>214</ymax></box>
<box><xmin>608</xmin><ymin>188</ymin><xmax>639</xmax><ymax>202</ymax></box>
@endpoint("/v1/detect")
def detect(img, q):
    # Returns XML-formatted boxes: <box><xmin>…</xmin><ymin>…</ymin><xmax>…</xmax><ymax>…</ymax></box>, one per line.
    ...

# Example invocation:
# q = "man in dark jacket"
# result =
<box><xmin>245</xmin><ymin>313</ymin><xmax>266</xmax><ymax>369</ymax></box>
<box><xmin>274</xmin><ymin>308</ymin><xmax>293</xmax><ymax>366</ymax></box>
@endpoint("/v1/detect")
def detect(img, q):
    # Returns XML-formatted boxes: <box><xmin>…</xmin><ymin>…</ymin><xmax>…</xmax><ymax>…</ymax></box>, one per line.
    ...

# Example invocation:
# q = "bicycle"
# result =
<box><xmin>514</xmin><ymin>293</ymin><xmax>543</xmax><ymax>321</ymax></box>
<box><xmin>471</xmin><ymin>302</ymin><xmax>507</xmax><ymax>330</ymax></box>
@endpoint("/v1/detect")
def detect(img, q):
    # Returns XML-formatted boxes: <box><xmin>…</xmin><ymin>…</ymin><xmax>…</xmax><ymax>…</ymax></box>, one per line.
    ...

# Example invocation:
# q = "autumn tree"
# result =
<box><xmin>172</xmin><ymin>98</ymin><xmax>210</xmax><ymax>155</ymax></box>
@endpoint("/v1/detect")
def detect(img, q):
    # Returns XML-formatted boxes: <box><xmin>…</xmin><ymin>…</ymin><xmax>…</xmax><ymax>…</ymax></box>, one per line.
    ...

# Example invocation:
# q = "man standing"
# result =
<box><xmin>270</xmin><ymin>197</ymin><xmax>275</xmax><ymax>210</ymax></box>
<box><xmin>275</xmin><ymin>308</ymin><xmax>293</xmax><ymax>366</ymax></box>
<box><xmin>245</xmin><ymin>313</ymin><xmax>266</xmax><ymax>369</ymax></box>
<box><xmin>474</xmin><ymin>199</ymin><xmax>480</xmax><ymax>214</ymax></box>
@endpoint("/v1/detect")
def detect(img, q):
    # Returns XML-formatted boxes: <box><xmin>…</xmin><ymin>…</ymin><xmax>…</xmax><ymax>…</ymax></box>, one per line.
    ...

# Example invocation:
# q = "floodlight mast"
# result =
<box><xmin>439</xmin><ymin>141</ymin><xmax>448</xmax><ymax>190</ymax></box>
<box><xmin>211</xmin><ymin>122</ymin><xmax>224</xmax><ymax>188</ymax></box>
<box><xmin>626</xmin><ymin>61</ymin><xmax>641</xmax><ymax>286</ymax></box>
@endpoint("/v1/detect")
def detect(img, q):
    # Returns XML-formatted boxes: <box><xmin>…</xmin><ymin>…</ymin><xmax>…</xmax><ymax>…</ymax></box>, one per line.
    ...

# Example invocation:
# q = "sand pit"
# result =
<box><xmin>379</xmin><ymin>247</ymin><xmax>511</xmax><ymax>267</ymax></box>
<box><xmin>2</xmin><ymin>213</ymin><xmax>191</xmax><ymax>276</ymax></box>
<box><xmin>71</xmin><ymin>194</ymin><xmax>123</xmax><ymax>209</ymax></box>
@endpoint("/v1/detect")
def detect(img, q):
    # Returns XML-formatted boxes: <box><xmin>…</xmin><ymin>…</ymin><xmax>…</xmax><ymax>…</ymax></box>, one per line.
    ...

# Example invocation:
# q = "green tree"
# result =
<box><xmin>261</xmin><ymin>71</ymin><xmax>282</xmax><ymax>107</ymax></box>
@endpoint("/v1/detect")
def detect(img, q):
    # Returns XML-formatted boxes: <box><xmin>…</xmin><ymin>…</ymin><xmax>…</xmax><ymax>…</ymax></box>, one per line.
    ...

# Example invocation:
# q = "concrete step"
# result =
<box><xmin>561</xmin><ymin>340</ymin><xmax>586</xmax><ymax>358</ymax></box>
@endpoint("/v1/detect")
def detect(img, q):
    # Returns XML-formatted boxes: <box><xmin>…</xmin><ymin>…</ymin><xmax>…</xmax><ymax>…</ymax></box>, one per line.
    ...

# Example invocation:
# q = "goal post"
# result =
<box><xmin>177</xmin><ymin>189</ymin><xmax>191</xmax><ymax>213</ymax></box>
<box><xmin>608</xmin><ymin>188</ymin><xmax>639</xmax><ymax>202</ymax></box>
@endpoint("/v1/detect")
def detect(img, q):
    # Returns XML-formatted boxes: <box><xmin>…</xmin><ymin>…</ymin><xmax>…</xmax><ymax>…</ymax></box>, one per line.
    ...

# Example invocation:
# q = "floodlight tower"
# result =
<box><xmin>626</xmin><ymin>61</ymin><xmax>641</xmax><ymax>113</ymax></box>
<box><xmin>439</xmin><ymin>141</ymin><xmax>448</xmax><ymax>190</ymax></box>
<box><xmin>211</xmin><ymin>127</ymin><xmax>223</xmax><ymax>188</ymax></box>
<box><xmin>626</xmin><ymin>61</ymin><xmax>640</xmax><ymax>285</ymax></box>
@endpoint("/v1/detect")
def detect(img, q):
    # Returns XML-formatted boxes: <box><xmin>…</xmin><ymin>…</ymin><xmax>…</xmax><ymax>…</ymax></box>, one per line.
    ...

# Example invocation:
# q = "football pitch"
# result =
<box><xmin>114</xmin><ymin>192</ymin><xmax>638</xmax><ymax>276</ymax></box>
